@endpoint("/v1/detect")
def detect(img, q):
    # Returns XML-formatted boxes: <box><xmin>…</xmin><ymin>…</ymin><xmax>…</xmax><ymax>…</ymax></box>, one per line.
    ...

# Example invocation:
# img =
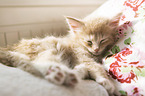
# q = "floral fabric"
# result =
<box><xmin>103</xmin><ymin>0</ymin><xmax>145</xmax><ymax>95</ymax></box>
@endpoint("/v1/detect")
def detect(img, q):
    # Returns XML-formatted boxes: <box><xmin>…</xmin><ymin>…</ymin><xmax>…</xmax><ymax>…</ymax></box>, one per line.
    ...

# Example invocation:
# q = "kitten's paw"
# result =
<box><xmin>64</xmin><ymin>72</ymin><xmax>78</xmax><ymax>87</ymax></box>
<box><xmin>96</xmin><ymin>77</ymin><xmax>115</xmax><ymax>95</ymax></box>
<box><xmin>45</xmin><ymin>65</ymin><xmax>66</xmax><ymax>85</ymax></box>
<box><xmin>44</xmin><ymin>65</ymin><xmax>79</xmax><ymax>87</ymax></box>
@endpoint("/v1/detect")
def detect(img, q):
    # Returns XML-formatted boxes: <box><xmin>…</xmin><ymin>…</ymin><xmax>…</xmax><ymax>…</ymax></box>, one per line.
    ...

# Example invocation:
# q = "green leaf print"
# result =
<box><xmin>111</xmin><ymin>45</ymin><xmax>120</xmax><ymax>54</ymax></box>
<box><xmin>120</xmin><ymin>66</ymin><xmax>145</xmax><ymax>77</ymax></box>
<box><xmin>131</xmin><ymin>30</ymin><xmax>135</xmax><ymax>34</ymax></box>
<box><xmin>137</xmin><ymin>69</ymin><xmax>145</xmax><ymax>77</ymax></box>
<box><xmin>124</xmin><ymin>37</ymin><xmax>131</xmax><ymax>45</ymax></box>
<box><xmin>119</xmin><ymin>90</ymin><xmax>127</xmax><ymax>96</ymax></box>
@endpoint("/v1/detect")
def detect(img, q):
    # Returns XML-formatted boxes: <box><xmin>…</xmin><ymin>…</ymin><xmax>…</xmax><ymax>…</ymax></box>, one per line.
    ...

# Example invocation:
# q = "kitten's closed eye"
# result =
<box><xmin>87</xmin><ymin>41</ymin><xmax>93</xmax><ymax>46</ymax></box>
<box><xmin>100</xmin><ymin>38</ymin><xmax>108</xmax><ymax>44</ymax></box>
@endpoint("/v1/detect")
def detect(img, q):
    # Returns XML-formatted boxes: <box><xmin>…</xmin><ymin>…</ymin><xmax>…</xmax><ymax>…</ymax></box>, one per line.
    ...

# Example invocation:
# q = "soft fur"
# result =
<box><xmin>0</xmin><ymin>14</ymin><xmax>121</xmax><ymax>95</ymax></box>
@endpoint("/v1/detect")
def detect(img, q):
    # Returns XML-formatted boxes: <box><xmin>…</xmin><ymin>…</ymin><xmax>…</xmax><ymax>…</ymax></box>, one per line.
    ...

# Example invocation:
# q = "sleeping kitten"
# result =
<box><xmin>0</xmin><ymin>14</ymin><xmax>121</xmax><ymax>94</ymax></box>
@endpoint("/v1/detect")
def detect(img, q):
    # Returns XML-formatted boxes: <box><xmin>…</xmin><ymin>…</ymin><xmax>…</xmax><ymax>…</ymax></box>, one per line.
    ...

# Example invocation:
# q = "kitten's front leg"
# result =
<box><xmin>87</xmin><ymin>63</ymin><xmax>115</xmax><ymax>95</ymax></box>
<box><xmin>75</xmin><ymin>62</ymin><xmax>115</xmax><ymax>95</ymax></box>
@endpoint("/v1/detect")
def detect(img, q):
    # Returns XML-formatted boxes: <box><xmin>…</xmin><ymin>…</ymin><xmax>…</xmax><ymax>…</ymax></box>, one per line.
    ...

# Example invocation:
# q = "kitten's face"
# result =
<box><xmin>80</xmin><ymin>33</ymin><xmax>113</xmax><ymax>56</ymax></box>
<box><xmin>66</xmin><ymin>15</ymin><xmax>120</xmax><ymax>56</ymax></box>
<box><xmin>77</xmin><ymin>21</ymin><xmax>116</xmax><ymax>56</ymax></box>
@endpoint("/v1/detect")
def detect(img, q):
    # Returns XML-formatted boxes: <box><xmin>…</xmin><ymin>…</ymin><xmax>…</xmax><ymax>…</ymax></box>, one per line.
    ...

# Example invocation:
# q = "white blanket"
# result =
<box><xmin>0</xmin><ymin>64</ymin><xmax>108</xmax><ymax>96</ymax></box>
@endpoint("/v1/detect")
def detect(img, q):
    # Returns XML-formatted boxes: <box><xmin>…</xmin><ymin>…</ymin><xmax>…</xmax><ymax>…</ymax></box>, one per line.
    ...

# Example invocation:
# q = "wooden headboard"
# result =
<box><xmin>0</xmin><ymin>0</ymin><xmax>106</xmax><ymax>47</ymax></box>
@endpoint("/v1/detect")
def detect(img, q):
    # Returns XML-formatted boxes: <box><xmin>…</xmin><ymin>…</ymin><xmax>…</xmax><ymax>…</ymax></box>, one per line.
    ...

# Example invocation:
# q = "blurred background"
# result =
<box><xmin>0</xmin><ymin>0</ymin><xmax>107</xmax><ymax>47</ymax></box>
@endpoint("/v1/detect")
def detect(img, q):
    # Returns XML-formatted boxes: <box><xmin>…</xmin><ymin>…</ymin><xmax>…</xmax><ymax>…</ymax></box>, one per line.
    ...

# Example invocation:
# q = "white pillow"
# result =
<box><xmin>0</xmin><ymin>64</ymin><xmax>108</xmax><ymax>96</ymax></box>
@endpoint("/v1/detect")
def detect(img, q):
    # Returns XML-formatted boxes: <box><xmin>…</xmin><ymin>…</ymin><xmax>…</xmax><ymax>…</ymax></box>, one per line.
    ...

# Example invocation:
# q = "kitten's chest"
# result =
<box><xmin>56</xmin><ymin>44</ymin><xmax>79</xmax><ymax>68</ymax></box>
<box><xmin>33</xmin><ymin>40</ymin><xmax>78</xmax><ymax>68</ymax></box>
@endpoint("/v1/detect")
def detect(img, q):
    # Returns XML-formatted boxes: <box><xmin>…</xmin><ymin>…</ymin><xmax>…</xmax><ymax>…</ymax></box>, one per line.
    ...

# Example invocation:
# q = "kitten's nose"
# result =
<box><xmin>94</xmin><ymin>48</ymin><xmax>99</xmax><ymax>52</ymax></box>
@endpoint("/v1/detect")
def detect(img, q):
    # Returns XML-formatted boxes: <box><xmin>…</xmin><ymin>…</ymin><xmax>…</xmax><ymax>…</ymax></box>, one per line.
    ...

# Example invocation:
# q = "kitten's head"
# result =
<box><xmin>66</xmin><ymin>14</ymin><xmax>121</xmax><ymax>56</ymax></box>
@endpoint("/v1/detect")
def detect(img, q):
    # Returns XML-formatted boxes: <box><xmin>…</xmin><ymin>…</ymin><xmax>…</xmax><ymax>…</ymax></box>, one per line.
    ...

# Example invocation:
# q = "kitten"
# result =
<box><xmin>0</xmin><ymin>14</ymin><xmax>121</xmax><ymax>94</ymax></box>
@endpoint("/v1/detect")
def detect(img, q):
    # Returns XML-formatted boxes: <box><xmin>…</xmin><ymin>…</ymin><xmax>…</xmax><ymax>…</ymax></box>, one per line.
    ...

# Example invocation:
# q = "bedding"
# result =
<box><xmin>101</xmin><ymin>0</ymin><xmax>145</xmax><ymax>95</ymax></box>
<box><xmin>0</xmin><ymin>63</ymin><xmax>108</xmax><ymax>96</ymax></box>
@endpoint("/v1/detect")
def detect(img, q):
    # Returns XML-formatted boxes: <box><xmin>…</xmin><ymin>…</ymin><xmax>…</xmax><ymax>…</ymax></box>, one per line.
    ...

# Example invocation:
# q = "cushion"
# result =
<box><xmin>102</xmin><ymin>0</ymin><xmax>145</xmax><ymax>95</ymax></box>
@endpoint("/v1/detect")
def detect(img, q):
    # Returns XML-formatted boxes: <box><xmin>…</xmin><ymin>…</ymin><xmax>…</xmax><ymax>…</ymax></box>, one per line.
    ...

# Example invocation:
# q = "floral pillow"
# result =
<box><xmin>103</xmin><ymin>0</ymin><xmax>145</xmax><ymax>95</ymax></box>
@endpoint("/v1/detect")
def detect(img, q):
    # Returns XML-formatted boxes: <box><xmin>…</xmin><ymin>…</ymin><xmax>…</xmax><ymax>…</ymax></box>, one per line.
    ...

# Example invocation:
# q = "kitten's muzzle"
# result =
<box><xmin>94</xmin><ymin>48</ymin><xmax>99</xmax><ymax>52</ymax></box>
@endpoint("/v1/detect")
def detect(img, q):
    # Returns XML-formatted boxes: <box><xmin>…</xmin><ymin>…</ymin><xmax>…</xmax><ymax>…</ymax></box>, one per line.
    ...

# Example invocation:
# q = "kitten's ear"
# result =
<box><xmin>65</xmin><ymin>16</ymin><xmax>84</xmax><ymax>32</ymax></box>
<box><xmin>109</xmin><ymin>13</ymin><xmax>122</xmax><ymax>27</ymax></box>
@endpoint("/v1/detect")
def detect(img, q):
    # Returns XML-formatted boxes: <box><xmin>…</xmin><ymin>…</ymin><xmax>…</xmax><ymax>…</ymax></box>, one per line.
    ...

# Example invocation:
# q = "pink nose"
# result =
<box><xmin>94</xmin><ymin>48</ymin><xmax>99</xmax><ymax>52</ymax></box>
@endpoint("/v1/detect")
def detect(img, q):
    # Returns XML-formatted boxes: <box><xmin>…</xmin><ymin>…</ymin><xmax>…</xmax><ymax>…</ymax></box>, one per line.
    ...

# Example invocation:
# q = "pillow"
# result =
<box><xmin>0</xmin><ymin>63</ymin><xmax>108</xmax><ymax>96</ymax></box>
<box><xmin>102</xmin><ymin>0</ymin><xmax>145</xmax><ymax>95</ymax></box>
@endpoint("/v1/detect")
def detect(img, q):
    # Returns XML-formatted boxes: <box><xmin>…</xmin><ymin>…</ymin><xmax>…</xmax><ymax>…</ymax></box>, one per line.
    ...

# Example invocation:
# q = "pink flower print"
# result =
<box><xmin>109</xmin><ymin>47</ymin><xmax>145</xmax><ymax>83</ymax></box>
<box><xmin>123</xmin><ymin>21</ymin><xmax>132</xmax><ymax>29</ymax></box>
<box><xmin>126</xmin><ymin>21</ymin><xmax>132</xmax><ymax>27</ymax></box>
<box><xmin>118</xmin><ymin>27</ymin><xmax>124</xmax><ymax>34</ymax></box>
<box><xmin>116</xmin><ymin>27</ymin><xmax>125</xmax><ymax>39</ymax></box>
<box><xmin>109</xmin><ymin>48</ymin><xmax>136</xmax><ymax>83</ymax></box>
<box><xmin>115</xmin><ymin>21</ymin><xmax>132</xmax><ymax>39</ymax></box>
<box><xmin>123</xmin><ymin>0</ymin><xmax>145</xmax><ymax>18</ymax></box>
<box><xmin>127</xmin><ymin>86</ymin><xmax>142</xmax><ymax>96</ymax></box>
<box><xmin>122</xmin><ymin>24</ymin><xmax>128</xmax><ymax>30</ymax></box>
